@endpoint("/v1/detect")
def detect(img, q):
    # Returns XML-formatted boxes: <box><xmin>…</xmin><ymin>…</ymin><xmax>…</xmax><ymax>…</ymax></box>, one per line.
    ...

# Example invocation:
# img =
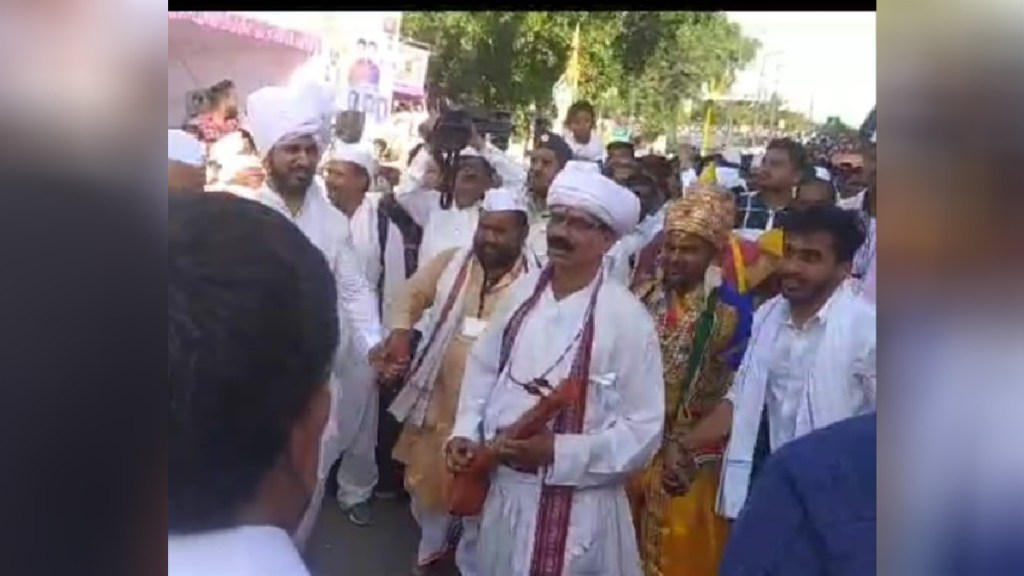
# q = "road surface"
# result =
<box><xmin>306</xmin><ymin>495</ymin><xmax>432</xmax><ymax>576</ymax></box>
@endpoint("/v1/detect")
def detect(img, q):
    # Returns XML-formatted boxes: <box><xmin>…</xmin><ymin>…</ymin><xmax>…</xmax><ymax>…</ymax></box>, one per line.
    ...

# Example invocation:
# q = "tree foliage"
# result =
<box><xmin>402</xmin><ymin>11</ymin><xmax>759</xmax><ymax>136</ymax></box>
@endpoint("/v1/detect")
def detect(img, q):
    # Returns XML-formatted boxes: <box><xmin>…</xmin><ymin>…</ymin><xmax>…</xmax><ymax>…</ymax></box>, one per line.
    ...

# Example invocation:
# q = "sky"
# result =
<box><xmin>726</xmin><ymin>12</ymin><xmax>876</xmax><ymax>126</ymax></box>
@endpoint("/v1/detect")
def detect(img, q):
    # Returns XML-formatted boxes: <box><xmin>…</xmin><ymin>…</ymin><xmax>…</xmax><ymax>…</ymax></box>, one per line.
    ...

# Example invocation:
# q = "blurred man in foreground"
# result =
<box><xmin>168</xmin><ymin>192</ymin><xmax>339</xmax><ymax>576</ymax></box>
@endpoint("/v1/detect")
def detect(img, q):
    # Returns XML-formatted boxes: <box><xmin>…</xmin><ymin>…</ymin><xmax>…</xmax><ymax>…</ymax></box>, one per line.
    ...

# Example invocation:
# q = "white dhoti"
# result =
<box><xmin>335</xmin><ymin>380</ymin><xmax>379</xmax><ymax>507</ymax></box>
<box><xmin>410</xmin><ymin>495</ymin><xmax>480</xmax><ymax>575</ymax></box>
<box><xmin>477</xmin><ymin>468</ymin><xmax>641</xmax><ymax>576</ymax></box>
<box><xmin>332</xmin><ymin>346</ymin><xmax>379</xmax><ymax>508</ymax></box>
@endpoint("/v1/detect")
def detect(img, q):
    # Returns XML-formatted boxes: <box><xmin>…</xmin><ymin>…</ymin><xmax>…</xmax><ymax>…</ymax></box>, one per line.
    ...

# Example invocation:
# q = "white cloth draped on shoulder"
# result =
<box><xmin>718</xmin><ymin>282</ymin><xmax>877</xmax><ymax>518</ymax></box>
<box><xmin>450</xmin><ymin>268</ymin><xmax>665</xmax><ymax>576</ymax></box>
<box><xmin>169</xmin><ymin>526</ymin><xmax>310</xmax><ymax>576</ymax></box>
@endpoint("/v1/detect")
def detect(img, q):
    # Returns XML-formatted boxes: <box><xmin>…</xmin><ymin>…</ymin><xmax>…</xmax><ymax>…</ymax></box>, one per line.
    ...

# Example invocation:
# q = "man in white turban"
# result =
<box><xmin>245</xmin><ymin>85</ymin><xmax>383</xmax><ymax>547</ymax></box>
<box><xmin>445</xmin><ymin>169</ymin><xmax>665</xmax><ymax>576</ymax></box>
<box><xmin>168</xmin><ymin>129</ymin><xmax>206</xmax><ymax>193</ymax></box>
<box><xmin>371</xmin><ymin>186</ymin><xmax>536</xmax><ymax>576</ymax></box>
<box><xmin>320</xmin><ymin>142</ymin><xmax>405</xmax><ymax>526</ymax></box>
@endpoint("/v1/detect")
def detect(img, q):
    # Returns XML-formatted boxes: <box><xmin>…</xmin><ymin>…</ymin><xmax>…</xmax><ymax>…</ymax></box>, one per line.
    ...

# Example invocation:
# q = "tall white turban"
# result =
<box><xmin>288</xmin><ymin>79</ymin><xmax>337</xmax><ymax>149</ymax></box>
<box><xmin>327</xmin><ymin>143</ymin><xmax>377</xmax><ymax>177</ymax></box>
<box><xmin>548</xmin><ymin>165</ymin><xmax>640</xmax><ymax>237</ymax></box>
<box><xmin>481</xmin><ymin>187</ymin><xmax>527</xmax><ymax>215</ymax></box>
<box><xmin>168</xmin><ymin>129</ymin><xmax>205</xmax><ymax>167</ymax></box>
<box><xmin>245</xmin><ymin>86</ymin><xmax>324</xmax><ymax>158</ymax></box>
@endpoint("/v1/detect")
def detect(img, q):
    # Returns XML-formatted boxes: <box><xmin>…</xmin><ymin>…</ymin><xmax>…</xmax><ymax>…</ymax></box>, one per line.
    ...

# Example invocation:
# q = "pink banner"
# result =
<box><xmin>168</xmin><ymin>12</ymin><xmax>322</xmax><ymax>54</ymax></box>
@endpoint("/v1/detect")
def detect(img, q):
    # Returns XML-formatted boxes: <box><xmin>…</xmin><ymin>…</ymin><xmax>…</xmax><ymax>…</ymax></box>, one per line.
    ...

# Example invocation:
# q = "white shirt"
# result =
<box><xmin>339</xmin><ymin>195</ymin><xmax>405</xmax><ymax>327</ymax></box>
<box><xmin>766</xmin><ymin>301</ymin><xmax>831</xmax><ymax>450</ymax></box>
<box><xmin>168</xmin><ymin>526</ymin><xmax>309</xmax><ymax>576</ymax></box>
<box><xmin>256</xmin><ymin>182</ymin><xmax>384</xmax><ymax>357</ymax></box>
<box><xmin>419</xmin><ymin>204</ymin><xmax>480</xmax><ymax>265</ymax></box>
<box><xmin>679</xmin><ymin>167</ymin><xmax>699</xmax><ymax>192</ymax></box>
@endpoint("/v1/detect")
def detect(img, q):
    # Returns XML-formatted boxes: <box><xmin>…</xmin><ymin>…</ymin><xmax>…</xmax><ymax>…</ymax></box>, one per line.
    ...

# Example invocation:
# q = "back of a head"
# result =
<box><xmin>782</xmin><ymin>203</ymin><xmax>866</xmax><ymax>263</ymax></box>
<box><xmin>168</xmin><ymin>192</ymin><xmax>339</xmax><ymax>534</ymax></box>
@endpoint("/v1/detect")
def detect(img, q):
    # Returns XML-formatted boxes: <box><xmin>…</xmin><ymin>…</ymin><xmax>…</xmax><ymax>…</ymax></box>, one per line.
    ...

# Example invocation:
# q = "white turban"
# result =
<box><xmin>327</xmin><ymin>143</ymin><xmax>377</xmax><ymax>177</ymax></box>
<box><xmin>245</xmin><ymin>85</ymin><xmax>324</xmax><ymax>158</ymax></box>
<box><xmin>481</xmin><ymin>187</ymin><xmax>527</xmax><ymax>215</ymax></box>
<box><xmin>548</xmin><ymin>165</ymin><xmax>640</xmax><ymax>237</ymax></box>
<box><xmin>168</xmin><ymin>129</ymin><xmax>205</xmax><ymax>167</ymax></box>
<box><xmin>288</xmin><ymin>79</ymin><xmax>336</xmax><ymax>149</ymax></box>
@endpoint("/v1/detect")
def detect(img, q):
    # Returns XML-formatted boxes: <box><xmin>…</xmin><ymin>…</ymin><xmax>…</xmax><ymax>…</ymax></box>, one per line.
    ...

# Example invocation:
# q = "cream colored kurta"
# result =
<box><xmin>451</xmin><ymin>269</ymin><xmax>666</xmax><ymax>576</ymax></box>
<box><xmin>390</xmin><ymin>247</ymin><xmax>528</xmax><ymax>512</ymax></box>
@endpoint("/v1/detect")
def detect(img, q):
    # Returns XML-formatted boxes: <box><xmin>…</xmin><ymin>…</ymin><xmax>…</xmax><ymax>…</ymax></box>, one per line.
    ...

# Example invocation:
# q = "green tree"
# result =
<box><xmin>402</xmin><ymin>12</ymin><xmax>758</xmax><ymax>138</ymax></box>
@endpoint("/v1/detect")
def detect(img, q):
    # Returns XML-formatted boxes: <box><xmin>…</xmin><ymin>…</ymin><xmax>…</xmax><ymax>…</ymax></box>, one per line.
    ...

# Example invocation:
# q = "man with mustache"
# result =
<box><xmin>246</xmin><ymin>84</ymin><xmax>383</xmax><ymax>547</ymax></box>
<box><xmin>679</xmin><ymin>204</ymin><xmax>876</xmax><ymax>520</ymax></box>
<box><xmin>445</xmin><ymin>165</ymin><xmax>665</xmax><ymax>575</ymax></box>
<box><xmin>371</xmin><ymin>188</ymin><xmax>537</xmax><ymax>576</ymax></box>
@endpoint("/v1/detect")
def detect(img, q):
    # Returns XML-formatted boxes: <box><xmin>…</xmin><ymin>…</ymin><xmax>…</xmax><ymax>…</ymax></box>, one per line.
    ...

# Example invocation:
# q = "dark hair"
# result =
<box><xmin>766</xmin><ymin>137</ymin><xmax>808</xmax><ymax>172</ymax></box>
<box><xmin>781</xmin><ymin>204</ymin><xmax>866</xmax><ymax>263</ymax></box>
<box><xmin>168</xmin><ymin>192</ymin><xmax>339</xmax><ymax>533</ymax></box>
<box><xmin>208</xmin><ymin>79</ymin><xmax>235</xmax><ymax>107</ymax></box>
<box><xmin>566</xmin><ymin>100</ymin><xmax>596</xmax><ymax>124</ymax></box>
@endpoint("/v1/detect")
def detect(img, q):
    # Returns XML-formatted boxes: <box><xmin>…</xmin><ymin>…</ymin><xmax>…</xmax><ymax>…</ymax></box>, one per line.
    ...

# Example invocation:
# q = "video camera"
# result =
<box><xmin>428</xmin><ymin>104</ymin><xmax>515</xmax><ymax>209</ymax></box>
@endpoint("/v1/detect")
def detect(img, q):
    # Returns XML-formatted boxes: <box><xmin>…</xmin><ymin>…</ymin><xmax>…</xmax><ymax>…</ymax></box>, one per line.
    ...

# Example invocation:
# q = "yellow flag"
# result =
<box><xmin>567</xmin><ymin>23</ymin><xmax>581</xmax><ymax>93</ymax></box>
<box><xmin>699</xmin><ymin>162</ymin><xmax>717</xmax><ymax>186</ymax></box>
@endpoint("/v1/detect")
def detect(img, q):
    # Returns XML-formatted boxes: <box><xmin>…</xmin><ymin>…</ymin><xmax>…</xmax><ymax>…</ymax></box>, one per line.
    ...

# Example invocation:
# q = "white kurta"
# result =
<box><xmin>718</xmin><ymin>282</ymin><xmax>876</xmax><ymax>518</ymax></box>
<box><xmin>451</xmin><ymin>269</ymin><xmax>665</xmax><ymax>576</ymax></box>
<box><xmin>169</xmin><ymin>526</ymin><xmax>310</xmax><ymax>576</ymax></box>
<box><xmin>256</xmin><ymin>182</ymin><xmax>384</xmax><ymax>509</ymax></box>
<box><xmin>419</xmin><ymin>204</ymin><xmax>481</xmax><ymax>266</ymax></box>
<box><xmin>332</xmin><ymin>195</ymin><xmax>406</xmax><ymax>507</ymax></box>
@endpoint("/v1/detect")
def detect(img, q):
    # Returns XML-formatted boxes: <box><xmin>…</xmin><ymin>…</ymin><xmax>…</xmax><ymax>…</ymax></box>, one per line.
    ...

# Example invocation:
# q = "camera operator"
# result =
<box><xmin>392</xmin><ymin>112</ymin><xmax>526</xmax><ymax>265</ymax></box>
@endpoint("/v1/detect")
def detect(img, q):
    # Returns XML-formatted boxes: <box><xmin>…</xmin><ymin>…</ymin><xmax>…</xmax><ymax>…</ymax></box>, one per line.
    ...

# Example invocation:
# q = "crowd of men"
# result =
<box><xmin>168</xmin><ymin>78</ymin><xmax>876</xmax><ymax>576</ymax></box>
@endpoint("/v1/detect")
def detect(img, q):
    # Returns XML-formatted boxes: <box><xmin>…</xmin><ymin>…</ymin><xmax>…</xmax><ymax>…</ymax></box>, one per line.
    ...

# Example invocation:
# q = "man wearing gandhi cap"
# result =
<box><xmin>320</xmin><ymin>143</ymin><xmax>406</xmax><ymax>526</ymax></box>
<box><xmin>371</xmin><ymin>187</ymin><xmax>536</xmax><ymax>575</ymax></box>
<box><xmin>446</xmin><ymin>169</ymin><xmax>665</xmax><ymax>575</ymax></box>
<box><xmin>629</xmin><ymin>189</ymin><xmax>752</xmax><ymax>576</ymax></box>
<box><xmin>245</xmin><ymin>85</ymin><xmax>383</xmax><ymax>547</ymax></box>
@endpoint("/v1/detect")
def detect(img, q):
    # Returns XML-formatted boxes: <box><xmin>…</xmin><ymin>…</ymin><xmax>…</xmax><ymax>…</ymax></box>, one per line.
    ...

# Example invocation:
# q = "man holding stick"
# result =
<box><xmin>445</xmin><ymin>165</ymin><xmax>665</xmax><ymax>576</ymax></box>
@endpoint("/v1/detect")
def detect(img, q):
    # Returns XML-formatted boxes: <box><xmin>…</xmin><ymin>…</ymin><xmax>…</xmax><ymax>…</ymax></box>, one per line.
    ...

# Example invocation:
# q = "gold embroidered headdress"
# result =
<box><xmin>664</xmin><ymin>185</ymin><xmax>733</xmax><ymax>248</ymax></box>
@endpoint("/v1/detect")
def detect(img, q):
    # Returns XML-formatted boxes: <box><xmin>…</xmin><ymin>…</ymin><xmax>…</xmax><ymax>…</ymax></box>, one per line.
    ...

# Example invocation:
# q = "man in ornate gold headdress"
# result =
<box><xmin>629</xmin><ymin>188</ymin><xmax>752</xmax><ymax>576</ymax></box>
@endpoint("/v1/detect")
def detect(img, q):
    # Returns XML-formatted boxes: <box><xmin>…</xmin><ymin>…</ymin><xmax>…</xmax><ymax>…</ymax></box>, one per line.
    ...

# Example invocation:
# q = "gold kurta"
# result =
<box><xmin>389</xmin><ymin>247</ymin><xmax>525</xmax><ymax>513</ymax></box>
<box><xmin>629</xmin><ymin>281</ymin><xmax>740</xmax><ymax>576</ymax></box>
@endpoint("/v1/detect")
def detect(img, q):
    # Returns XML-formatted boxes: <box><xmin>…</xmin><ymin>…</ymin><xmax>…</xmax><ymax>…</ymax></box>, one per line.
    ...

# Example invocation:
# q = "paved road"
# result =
<box><xmin>306</xmin><ymin>495</ymin><xmax>424</xmax><ymax>576</ymax></box>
